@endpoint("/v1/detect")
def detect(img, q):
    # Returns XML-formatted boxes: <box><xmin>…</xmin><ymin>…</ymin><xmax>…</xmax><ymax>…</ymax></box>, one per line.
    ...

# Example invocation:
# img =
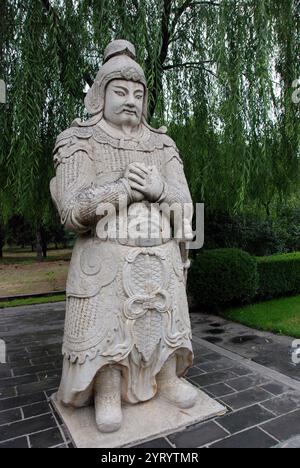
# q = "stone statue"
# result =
<box><xmin>50</xmin><ymin>39</ymin><xmax>197</xmax><ymax>433</ymax></box>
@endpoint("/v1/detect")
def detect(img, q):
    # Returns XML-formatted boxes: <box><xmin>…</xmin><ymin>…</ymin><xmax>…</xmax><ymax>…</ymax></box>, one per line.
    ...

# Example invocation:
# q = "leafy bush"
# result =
<box><xmin>204</xmin><ymin>211</ymin><xmax>286</xmax><ymax>257</ymax></box>
<box><xmin>188</xmin><ymin>248</ymin><xmax>259</xmax><ymax>311</ymax></box>
<box><xmin>276</xmin><ymin>205</ymin><xmax>300</xmax><ymax>253</ymax></box>
<box><xmin>242</xmin><ymin>219</ymin><xmax>286</xmax><ymax>257</ymax></box>
<box><xmin>257</xmin><ymin>253</ymin><xmax>300</xmax><ymax>300</ymax></box>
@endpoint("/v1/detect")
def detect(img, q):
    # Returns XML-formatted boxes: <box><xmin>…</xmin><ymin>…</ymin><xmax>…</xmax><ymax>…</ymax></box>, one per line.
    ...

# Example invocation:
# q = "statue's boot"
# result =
<box><xmin>157</xmin><ymin>355</ymin><xmax>198</xmax><ymax>409</ymax></box>
<box><xmin>94</xmin><ymin>366</ymin><xmax>122</xmax><ymax>433</ymax></box>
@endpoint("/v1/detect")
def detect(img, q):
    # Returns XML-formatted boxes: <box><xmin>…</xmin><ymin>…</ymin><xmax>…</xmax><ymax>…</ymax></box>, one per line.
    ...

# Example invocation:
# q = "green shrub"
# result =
<box><xmin>257</xmin><ymin>252</ymin><xmax>300</xmax><ymax>300</ymax></box>
<box><xmin>188</xmin><ymin>248</ymin><xmax>259</xmax><ymax>311</ymax></box>
<box><xmin>203</xmin><ymin>211</ymin><xmax>286</xmax><ymax>256</ymax></box>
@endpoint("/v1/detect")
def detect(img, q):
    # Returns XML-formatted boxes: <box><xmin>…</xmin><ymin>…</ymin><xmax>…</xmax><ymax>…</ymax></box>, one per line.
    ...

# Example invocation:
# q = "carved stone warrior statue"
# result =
<box><xmin>50</xmin><ymin>39</ymin><xmax>197</xmax><ymax>433</ymax></box>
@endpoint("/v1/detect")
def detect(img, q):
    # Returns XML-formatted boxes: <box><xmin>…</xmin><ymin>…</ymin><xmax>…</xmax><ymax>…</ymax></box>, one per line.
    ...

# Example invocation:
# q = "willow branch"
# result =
<box><xmin>132</xmin><ymin>0</ymin><xmax>140</xmax><ymax>11</ymax></box>
<box><xmin>171</xmin><ymin>0</ymin><xmax>220</xmax><ymax>34</ymax></box>
<box><xmin>171</xmin><ymin>0</ymin><xmax>193</xmax><ymax>35</ymax></box>
<box><xmin>160</xmin><ymin>0</ymin><xmax>172</xmax><ymax>64</ymax></box>
<box><xmin>40</xmin><ymin>0</ymin><xmax>93</xmax><ymax>91</ymax></box>
<box><xmin>148</xmin><ymin>0</ymin><xmax>173</xmax><ymax>117</ymax></box>
<box><xmin>165</xmin><ymin>64</ymin><xmax>218</xmax><ymax>78</ymax></box>
<box><xmin>41</xmin><ymin>0</ymin><xmax>50</xmax><ymax>12</ymax></box>
<box><xmin>41</xmin><ymin>0</ymin><xmax>50</xmax><ymax>11</ymax></box>
<box><xmin>163</xmin><ymin>60</ymin><xmax>214</xmax><ymax>70</ymax></box>
<box><xmin>189</xmin><ymin>1</ymin><xmax>220</xmax><ymax>6</ymax></box>
<box><xmin>164</xmin><ymin>62</ymin><xmax>217</xmax><ymax>78</ymax></box>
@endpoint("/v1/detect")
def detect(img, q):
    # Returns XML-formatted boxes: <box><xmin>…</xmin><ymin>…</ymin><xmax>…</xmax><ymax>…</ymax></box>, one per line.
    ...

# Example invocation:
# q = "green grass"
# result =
<box><xmin>223</xmin><ymin>295</ymin><xmax>300</xmax><ymax>338</ymax></box>
<box><xmin>0</xmin><ymin>294</ymin><xmax>66</xmax><ymax>309</ymax></box>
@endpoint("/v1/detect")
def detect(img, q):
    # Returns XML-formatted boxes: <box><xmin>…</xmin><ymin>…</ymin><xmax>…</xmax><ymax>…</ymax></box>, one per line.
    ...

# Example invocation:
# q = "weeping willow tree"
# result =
<box><xmin>0</xmin><ymin>0</ymin><xmax>299</xmax><ymax>257</ymax></box>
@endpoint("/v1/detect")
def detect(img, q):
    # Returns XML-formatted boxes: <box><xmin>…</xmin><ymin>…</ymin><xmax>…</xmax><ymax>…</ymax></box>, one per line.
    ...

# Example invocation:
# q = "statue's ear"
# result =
<box><xmin>142</xmin><ymin>86</ymin><xmax>149</xmax><ymax>120</ymax></box>
<box><xmin>50</xmin><ymin>177</ymin><xmax>60</xmax><ymax>212</ymax></box>
<box><xmin>85</xmin><ymin>81</ymin><xmax>103</xmax><ymax>116</ymax></box>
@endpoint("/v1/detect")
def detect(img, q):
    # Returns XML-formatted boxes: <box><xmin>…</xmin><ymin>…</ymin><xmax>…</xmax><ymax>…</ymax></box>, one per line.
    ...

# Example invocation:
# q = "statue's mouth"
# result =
<box><xmin>123</xmin><ymin>109</ymin><xmax>136</xmax><ymax>115</ymax></box>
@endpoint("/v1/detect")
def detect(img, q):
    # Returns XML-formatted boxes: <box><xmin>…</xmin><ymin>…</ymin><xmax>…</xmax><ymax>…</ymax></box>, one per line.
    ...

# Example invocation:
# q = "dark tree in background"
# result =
<box><xmin>0</xmin><ymin>0</ymin><xmax>299</xmax><ymax>258</ymax></box>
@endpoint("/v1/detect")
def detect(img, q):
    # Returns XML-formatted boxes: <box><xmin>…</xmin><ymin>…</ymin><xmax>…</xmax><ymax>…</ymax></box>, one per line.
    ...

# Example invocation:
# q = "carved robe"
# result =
<box><xmin>51</xmin><ymin>121</ymin><xmax>193</xmax><ymax>406</ymax></box>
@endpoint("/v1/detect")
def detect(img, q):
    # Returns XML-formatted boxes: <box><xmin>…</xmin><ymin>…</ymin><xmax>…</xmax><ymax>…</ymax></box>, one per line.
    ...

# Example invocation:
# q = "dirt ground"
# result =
<box><xmin>1</xmin><ymin>248</ymin><xmax>72</xmax><ymax>264</ymax></box>
<box><xmin>0</xmin><ymin>261</ymin><xmax>69</xmax><ymax>296</ymax></box>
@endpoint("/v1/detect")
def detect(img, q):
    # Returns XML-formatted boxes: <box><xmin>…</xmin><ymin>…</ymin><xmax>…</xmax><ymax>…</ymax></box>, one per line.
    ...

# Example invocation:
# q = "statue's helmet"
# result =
<box><xmin>85</xmin><ymin>40</ymin><xmax>148</xmax><ymax>119</ymax></box>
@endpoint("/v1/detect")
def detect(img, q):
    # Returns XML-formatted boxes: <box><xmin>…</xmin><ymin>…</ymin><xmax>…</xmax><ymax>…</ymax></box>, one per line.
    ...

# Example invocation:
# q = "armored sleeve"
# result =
<box><xmin>51</xmin><ymin>132</ymin><xmax>132</xmax><ymax>233</ymax></box>
<box><xmin>159</xmin><ymin>145</ymin><xmax>193</xmax><ymax>224</ymax></box>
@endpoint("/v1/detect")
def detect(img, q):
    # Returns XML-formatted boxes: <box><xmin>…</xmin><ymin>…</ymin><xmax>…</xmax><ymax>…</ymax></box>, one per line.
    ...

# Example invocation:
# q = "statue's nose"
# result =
<box><xmin>125</xmin><ymin>94</ymin><xmax>136</xmax><ymax>107</ymax></box>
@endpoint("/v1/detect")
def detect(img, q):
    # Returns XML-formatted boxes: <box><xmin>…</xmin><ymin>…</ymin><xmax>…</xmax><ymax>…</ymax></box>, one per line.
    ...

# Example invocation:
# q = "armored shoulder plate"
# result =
<box><xmin>53</xmin><ymin>126</ymin><xmax>93</xmax><ymax>167</ymax></box>
<box><xmin>160</xmin><ymin>133</ymin><xmax>178</xmax><ymax>149</ymax></box>
<box><xmin>158</xmin><ymin>133</ymin><xmax>183</xmax><ymax>165</ymax></box>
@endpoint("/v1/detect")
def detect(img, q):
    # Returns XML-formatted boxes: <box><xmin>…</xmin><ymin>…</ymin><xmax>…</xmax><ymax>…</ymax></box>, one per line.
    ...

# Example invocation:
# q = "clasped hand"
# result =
<box><xmin>125</xmin><ymin>162</ymin><xmax>164</xmax><ymax>202</ymax></box>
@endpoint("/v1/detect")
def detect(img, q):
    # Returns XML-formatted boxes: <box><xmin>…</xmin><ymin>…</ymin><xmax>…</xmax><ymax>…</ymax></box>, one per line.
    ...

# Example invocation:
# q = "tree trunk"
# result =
<box><xmin>42</xmin><ymin>239</ymin><xmax>47</xmax><ymax>258</ymax></box>
<box><xmin>147</xmin><ymin>0</ymin><xmax>172</xmax><ymax>119</ymax></box>
<box><xmin>0</xmin><ymin>225</ymin><xmax>4</xmax><ymax>258</ymax></box>
<box><xmin>41</xmin><ymin>226</ymin><xmax>47</xmax><ymax>258</ymax></box>
<box><xmin>264</xmin><ymin>202</ymin><xmax>271</xmax><ymax>217</ymax></box>
<box><xmin>36</xmin><ymin>229</ymin><xmax>43</xmax><ymax>262</ymax></box>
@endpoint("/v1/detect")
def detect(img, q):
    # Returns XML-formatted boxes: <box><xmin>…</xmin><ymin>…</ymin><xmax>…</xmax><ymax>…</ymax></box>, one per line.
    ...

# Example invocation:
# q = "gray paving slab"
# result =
<box><xmin>0</xmin><ymin>303</ymin><xmax>300</xmax><ymax>448</ymax></box>
<box><xmin>191</xmin><ymin>313</ymin><xmax>300</xmax><ymax>382</ymax></box>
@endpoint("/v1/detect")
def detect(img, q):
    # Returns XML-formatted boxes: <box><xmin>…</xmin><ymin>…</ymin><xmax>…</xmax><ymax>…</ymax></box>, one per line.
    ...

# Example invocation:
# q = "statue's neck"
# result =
<box><xmin>100</xmin><ymin>118</ymin><xmax>143</xmax><ymax>140</ymax></box>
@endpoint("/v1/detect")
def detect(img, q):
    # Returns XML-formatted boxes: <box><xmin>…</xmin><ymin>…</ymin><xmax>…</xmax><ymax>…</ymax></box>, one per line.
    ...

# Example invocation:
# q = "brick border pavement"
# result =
<box><xmin>1</xmin><ymin>303</ymin><xmax>300</xmax><ymax>448</ymax></box>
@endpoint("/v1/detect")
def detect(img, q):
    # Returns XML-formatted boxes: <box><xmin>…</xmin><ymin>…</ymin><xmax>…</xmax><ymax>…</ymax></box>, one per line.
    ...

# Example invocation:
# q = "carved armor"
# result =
<box><xmin>50</xmin><ymin>39</ymin><xmax>195</xmax><ymax>410</ymax></box>
<box><xmin>51</xmin><ymin>122</ymin><xmax>193</xmax><ymax>404</ymax></box>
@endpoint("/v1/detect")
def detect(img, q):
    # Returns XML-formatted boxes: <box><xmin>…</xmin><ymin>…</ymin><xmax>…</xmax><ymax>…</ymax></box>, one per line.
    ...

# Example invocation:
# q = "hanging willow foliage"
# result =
<box><xmin>0</xmin><ymin>0</ymin><xmax>299</xmax><ymax>229</ymax></box>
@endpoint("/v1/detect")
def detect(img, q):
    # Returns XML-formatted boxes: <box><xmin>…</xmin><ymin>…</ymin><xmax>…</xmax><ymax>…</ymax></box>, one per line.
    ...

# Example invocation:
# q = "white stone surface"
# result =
<box><xmin>50</xmin><ymin>38</ymin><xmax>218</xmax><ymax>434</ymax></box>
<box><xmin>0</xmin><ymin>80</ymin><xmax>6</xmax><ymax>104</ymax></box>
<box><xmin>51</xmin><ymin>381</ymin><xmax>226</xmax><ymax>448</ymax></box>
<box><xmin>276</xmin><ymin>437</ymin><xmax>300</xmax><ymax>448</ymax></box>
<box><xmin>0</xmin><ymin>338</ymin><xmax>6</xmax><ymax>363</ymax></box>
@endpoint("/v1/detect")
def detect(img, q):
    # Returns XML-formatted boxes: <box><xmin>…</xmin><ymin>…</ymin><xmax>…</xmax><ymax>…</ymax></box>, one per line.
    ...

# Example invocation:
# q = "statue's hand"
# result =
<box><xmin>127</xmin><ymin>164</ymin><xmax>164</xmax><ymax>202</ymax></box>
<box><xmin>125</xmin><ymin>162</ymin><xmax>147</xmax><ymax>202</ymax></box>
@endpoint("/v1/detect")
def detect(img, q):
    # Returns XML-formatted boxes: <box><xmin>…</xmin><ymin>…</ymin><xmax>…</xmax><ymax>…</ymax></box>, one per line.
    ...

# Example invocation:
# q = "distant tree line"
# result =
<box><xmin>0</xmin><ymin>214</ymin><xmax>73</xmax><ymax>259</ymax></box>
<box><xmin>0</xmin><ymin>0</ymin><xmax>299</xmax><ymax>260</ymax></box>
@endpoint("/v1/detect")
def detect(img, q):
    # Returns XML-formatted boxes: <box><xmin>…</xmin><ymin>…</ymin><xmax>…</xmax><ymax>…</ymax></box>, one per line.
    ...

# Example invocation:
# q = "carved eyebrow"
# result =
<box><xmin>112</xmin><ymin>85</ymin><xmax>144</xmax><ymax>94</ymax></box>
<box><xmin>112</xmin><ymin>85</ymin><xmax>128</xmax><ymax>92</ymax></box>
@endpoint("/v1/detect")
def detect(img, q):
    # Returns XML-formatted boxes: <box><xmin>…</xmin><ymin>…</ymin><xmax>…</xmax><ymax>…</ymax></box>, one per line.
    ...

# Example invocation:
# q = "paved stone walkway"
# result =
<box><xmin>0</xmin><ymin>303</ymin><xmax>300</xmax><ymax>448</ymax></box>
<box><xmin>190</xmin><ymin>313</ymin><xmax>300</xmax><ymax>382</ymax></box>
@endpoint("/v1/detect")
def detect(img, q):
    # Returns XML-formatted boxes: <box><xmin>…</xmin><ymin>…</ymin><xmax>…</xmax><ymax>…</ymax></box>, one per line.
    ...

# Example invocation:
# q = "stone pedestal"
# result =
<box><xmin>51</xmin><ymin>380</ymin><xmax>226</xmax><ymax>448</ymax></box>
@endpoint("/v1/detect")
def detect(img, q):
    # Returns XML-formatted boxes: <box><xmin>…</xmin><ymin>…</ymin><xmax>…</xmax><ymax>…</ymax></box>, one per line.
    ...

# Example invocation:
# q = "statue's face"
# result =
<box><xmin>104</xmin><ymin>79</ymin><xmax>144</xmax><ymax>129</ymax></box>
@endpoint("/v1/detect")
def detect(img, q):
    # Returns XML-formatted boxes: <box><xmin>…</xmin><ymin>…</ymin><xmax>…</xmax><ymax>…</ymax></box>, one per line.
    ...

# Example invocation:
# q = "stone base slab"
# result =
<box><xmin>51</xmin><ymin>380</ymin><xmax>226</xmax><ymax>448</ymax></box>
